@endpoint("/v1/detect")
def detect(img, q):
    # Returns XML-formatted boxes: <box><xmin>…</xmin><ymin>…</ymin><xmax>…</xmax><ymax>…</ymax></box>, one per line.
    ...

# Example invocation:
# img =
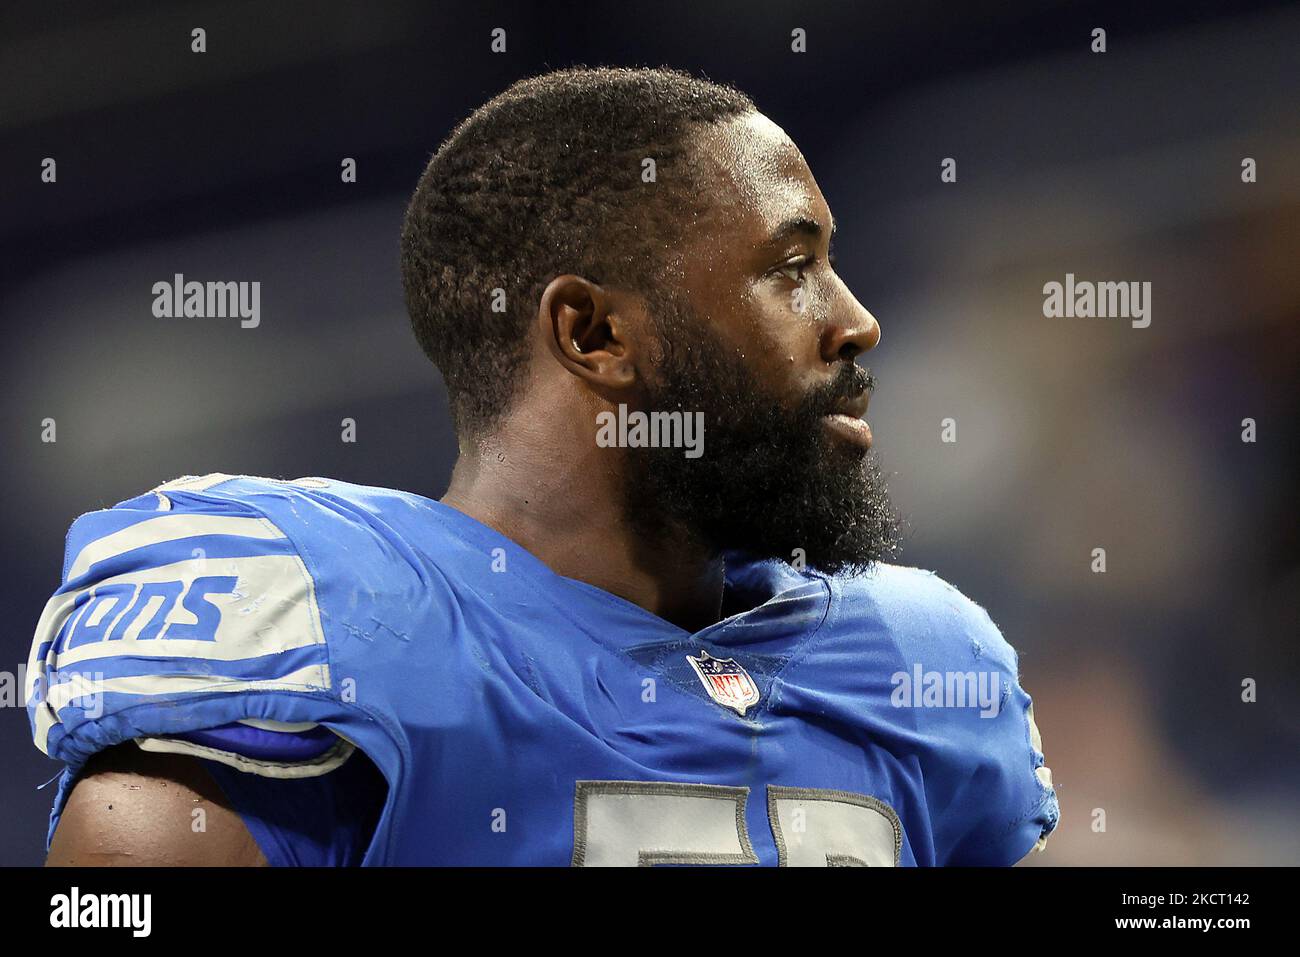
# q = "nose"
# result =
<box><xmin>820</xmin><ymin>285</ymin><xmax>880</xmax><ymax>364</ymax></box>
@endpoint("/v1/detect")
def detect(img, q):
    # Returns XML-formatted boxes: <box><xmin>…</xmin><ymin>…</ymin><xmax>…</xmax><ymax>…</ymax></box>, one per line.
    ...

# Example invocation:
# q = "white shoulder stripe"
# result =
<box><xmin>238</xmin><ymin>718</ymin><xmax>319</xmax><ymax>732</ymax></box>
<box><xmin>32</xmin><ymin>665</ymin><xmax>333</xmax><ymax>755</ymax></box>
<box><xmin>31</xmin><ymin>701</ymin><xmax>57</xmax><ymax>755</ymax></box>
<box><xmin>152</xmin><ymin>473</ymin><xmax>242</xmax><ymax>493</ymax></box>
<box><xmin>134</xmin><ymin>735</ymin><xmax>354</xmax><ymax>779</ymax></box>
<box><xmin>44</xmin><ymin>665</ymin><xmax>331</xmax><ymax>715</ymax></box>
<box><xmin>68</xmin><ymin>514</ymin><xmax>285</xmax><ymax>581</ymax></box>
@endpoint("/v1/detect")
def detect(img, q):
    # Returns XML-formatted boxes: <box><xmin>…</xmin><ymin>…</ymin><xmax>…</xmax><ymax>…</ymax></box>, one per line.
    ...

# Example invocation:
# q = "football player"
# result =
<box><xmin>29</xmin><ymin>67</ymin><xmax>1056</xmax><ymax>866</ymax></box>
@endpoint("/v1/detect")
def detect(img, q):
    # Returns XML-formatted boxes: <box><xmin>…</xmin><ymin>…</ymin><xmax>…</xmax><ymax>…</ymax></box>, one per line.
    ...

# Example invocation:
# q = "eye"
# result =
<box><xmin>775</xmin><ymin>256</ymin><xmax>814</xmax><ymax>283</ymax></box>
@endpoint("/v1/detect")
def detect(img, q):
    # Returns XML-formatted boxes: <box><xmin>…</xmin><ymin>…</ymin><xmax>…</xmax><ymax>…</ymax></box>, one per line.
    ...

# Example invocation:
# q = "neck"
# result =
<box><xmin>440</xmin><ymin>407</ymin><xmax>725</xmax><ymax>633</ymax></box>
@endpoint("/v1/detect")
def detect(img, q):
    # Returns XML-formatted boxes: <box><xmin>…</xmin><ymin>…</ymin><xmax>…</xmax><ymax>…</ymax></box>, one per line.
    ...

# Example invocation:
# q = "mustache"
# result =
<box><xmin>803</xmin><ymin>363</ymin><xmax>874</xmax><ymax>417</ymax></box>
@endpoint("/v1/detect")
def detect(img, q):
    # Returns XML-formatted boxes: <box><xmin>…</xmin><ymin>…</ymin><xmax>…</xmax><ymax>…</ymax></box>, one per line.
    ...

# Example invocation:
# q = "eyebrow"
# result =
<box><xmin>763</xmin><ymin>215</ymin><xmax>836</xmax><ymax>248</ymax></box>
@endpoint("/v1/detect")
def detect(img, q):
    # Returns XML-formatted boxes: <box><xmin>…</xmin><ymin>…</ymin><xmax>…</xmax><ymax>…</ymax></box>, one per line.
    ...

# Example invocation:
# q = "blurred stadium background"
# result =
<box><xmin>1</xmin><ymin>0</ymin><xmax>1296</xmax><ymax>865</ymax></box>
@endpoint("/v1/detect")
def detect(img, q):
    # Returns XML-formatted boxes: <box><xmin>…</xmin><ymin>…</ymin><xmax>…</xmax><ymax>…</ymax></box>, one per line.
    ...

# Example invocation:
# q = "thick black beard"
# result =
<box><xmin>623</xmin><ymin>302</ymin><xmax>902</xmax><ymax>575</ymax></box>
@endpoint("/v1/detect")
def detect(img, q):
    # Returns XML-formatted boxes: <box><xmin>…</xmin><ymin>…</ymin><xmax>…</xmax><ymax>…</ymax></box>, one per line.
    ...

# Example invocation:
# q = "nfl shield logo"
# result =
<box><xmin>687</xmin><ymin>649</ymin><xmax>760</xmax><ymax>716</ymax></box>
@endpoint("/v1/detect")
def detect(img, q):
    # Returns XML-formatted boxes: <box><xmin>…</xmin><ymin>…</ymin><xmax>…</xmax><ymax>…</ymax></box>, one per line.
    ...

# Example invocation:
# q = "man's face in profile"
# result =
<box><xmin>624</xmin><ymin>112</ymin><xmax>901</xmax><ymax>573</ymax></box>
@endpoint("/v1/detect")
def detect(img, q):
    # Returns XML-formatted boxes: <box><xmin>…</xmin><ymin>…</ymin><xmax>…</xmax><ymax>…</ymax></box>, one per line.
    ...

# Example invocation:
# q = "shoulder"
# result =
<box><xmin>82</xmin><ymin>471</ymin><xmax>434</xmax><ymax>542</ymax></box>
<box><xmin>828</xmin><ymin>562</ymin><xmax>1058</xmax><ymax>864</ymax></box>
<box><xmin>58</xmin><ymin>473</ymin><xmax>417</xmax><ymax>573</ymax></box>
<box><xmin>831</xmin><ymin>562</ymin><xmax>1017</xmax><ymax>674</ymax></box>
<box><xmin>58</xmin><ymin>473</ymin><xmax>455</xmax><ymax>609</ymax></box>
<box><xmin>27</xmin><ymin>474</ymin><xmax>438</xmax><ymax>776</ymax></box>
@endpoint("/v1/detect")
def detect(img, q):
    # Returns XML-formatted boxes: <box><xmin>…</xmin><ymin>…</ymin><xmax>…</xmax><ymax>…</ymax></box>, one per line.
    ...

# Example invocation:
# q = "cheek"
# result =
<box><xmin>718</xmin><ymin>290</ymin><xmax>821</xmax><ymax>407</ymax></box>
<box><xmin>744</xmin><ymin>284</ymin><xmax>822</xmax><ymax>366</ymax></box>
<box><xmin>691</xmin><ymin>272</ymin><xmax>821</xmax><ymax>395</ymax></box>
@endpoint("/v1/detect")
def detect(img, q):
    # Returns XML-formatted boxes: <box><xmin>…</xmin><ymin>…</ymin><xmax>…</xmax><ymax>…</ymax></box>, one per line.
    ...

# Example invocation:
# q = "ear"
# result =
<box><xmin>538</xmin><ymin>274</ymin><xmax>639</xmax><ymax>393</ymax></box>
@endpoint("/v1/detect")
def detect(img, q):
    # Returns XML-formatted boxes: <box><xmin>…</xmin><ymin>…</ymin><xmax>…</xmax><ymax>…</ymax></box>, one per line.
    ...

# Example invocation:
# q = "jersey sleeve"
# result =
<box><xmin>199</xmin><ymin>746</ymin><xmax>388</xmax><ymax>866</ymax></box>
<box><xmin>25</xmin><ymin>476</ymin><xmax>364</xmax><ymax>848</ymax></box>
<box><xmin>885</xmin><ymin>571</ymin><xmax>1059</xmax><ymax>865</ymax></box>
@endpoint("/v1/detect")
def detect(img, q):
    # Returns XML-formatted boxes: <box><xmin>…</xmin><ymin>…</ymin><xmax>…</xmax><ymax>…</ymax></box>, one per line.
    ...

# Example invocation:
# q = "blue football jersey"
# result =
<box><xmin>28</xmin><ymin>473</ymin><xmax>1058</xmax><ymax>866</ymax></box>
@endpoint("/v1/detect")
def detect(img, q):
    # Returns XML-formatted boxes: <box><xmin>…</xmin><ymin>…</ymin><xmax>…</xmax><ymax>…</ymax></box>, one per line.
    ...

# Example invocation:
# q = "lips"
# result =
<box><xmin>830</xmin><ymin>392</ymin><xmax>870</xmax><ymax>420</ymax></box>
<box><xmin>821</xmin><ymin>391</ymin><xmax>872</xmax><ymax>449</ymax></box>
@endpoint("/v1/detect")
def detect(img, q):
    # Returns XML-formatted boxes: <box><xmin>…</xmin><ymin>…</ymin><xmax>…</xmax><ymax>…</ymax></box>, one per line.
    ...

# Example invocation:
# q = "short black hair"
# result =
<box><xmin>399</xmin><ymin>66</ymin><xmax>755</xmax><ymax>436</ymax></box>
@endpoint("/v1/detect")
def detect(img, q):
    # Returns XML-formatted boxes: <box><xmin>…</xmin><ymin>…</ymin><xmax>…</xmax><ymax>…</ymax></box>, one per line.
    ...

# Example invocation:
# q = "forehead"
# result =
<box><xmin>690</xmin><ymin>112</ymin><xmax>828</xmax><ymax>238</ymax></box>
